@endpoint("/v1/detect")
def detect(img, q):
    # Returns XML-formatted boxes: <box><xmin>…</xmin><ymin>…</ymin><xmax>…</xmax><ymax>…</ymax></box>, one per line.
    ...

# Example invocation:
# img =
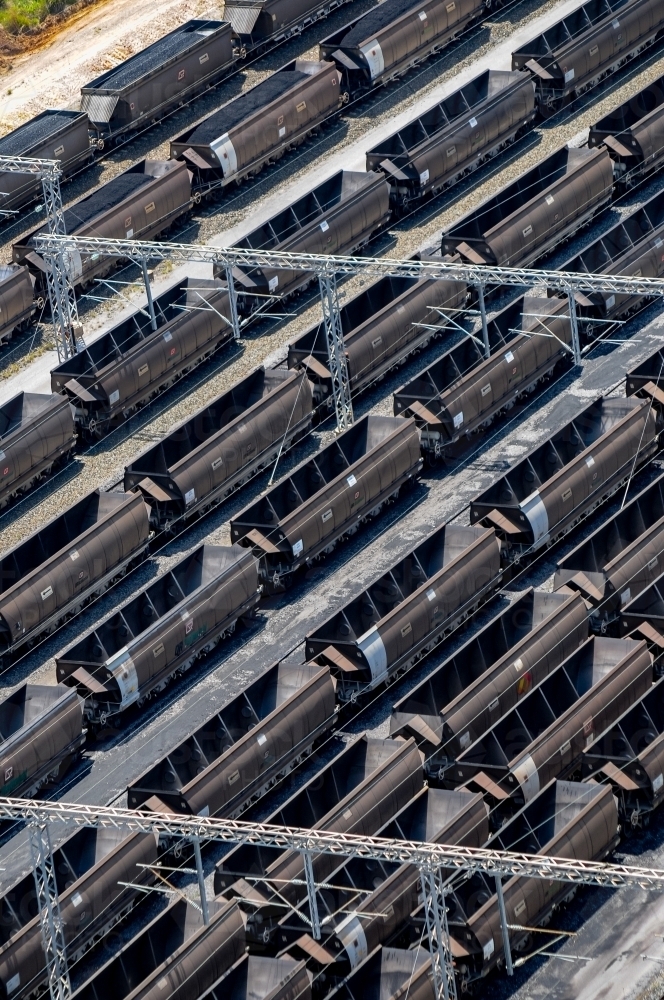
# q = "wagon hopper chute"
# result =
<box><xmin>446</xmin><ymin>635</ymin><xmax>652</xmax><ymax>805</ymax></box>
<box><xmin>366</xmin><ymin>69</ymin><xmax>536</xmax><ymax>209</ymax></box>
<box><xmin>451</xmin><ymin>779</ymin><xmax>619</xmax><ymax>987</ymax></box>
<box><xmin>50</xmin><ymin>277</ymin><xmax>232</xmax><ymax>439</ymax></box>
<box><xmin>326</xmin><ymin>946</ymin><xmax>435</xmax><ymax>1000</ymax></box>
<box><xmin>14</xmin><ymin>159</ymin><xmax>191</xmax><ymax>290</ymax></box>
<box><xmin>56</xmin><ymin>543</ymin><xmax>260</xmax><ymax>726</ymax></box>
<box><xmin>124</xmin><ymin>367</ymin><xmax>314</xmax><ymax>530</ymax></box>
<box><xmin>70</xmin><ymin>899</ymin><xmax>246</xmax><ymax>1000</ymax></box>
<box><xmin>306</xmin><ymin>522</ymin><xmax>501</xmax><ymax>699</ymax></box>
<box><xmin>0</xmin><ymin>391</ymin><xmax>76</xmax><ymax>509</ymax></box>
<box><xmin>392</xmin><ymin>590</ymin><xmax>589</xmax><ymax>767</ymax></box>
<box><xmin>626</xmin><ymin>342</ymin><xmax>664</xmax><ymax>398</ymax></box>
<box><xmin>200</xmin><ymin>955</ymin><xmax>311</xmax><ymax>1000</ymax></box>
<box><xmin>0</xmin><ymin>266</ymin><xmax>37</xmax><ymax>350</ymax></box>
<box><xmin>214</xmin><ymin>735</ymin><xmax>423</xmax><ymax>897</ymax></box>
<box><xmin>171</xmin><ymin>60</ymin><xmax>341</xmax><ymax>193</ymax></box>
<box><xmin>440</xmin><ymin>144</ymin><xmax>613</xmax><ymax>267</ymax></box>
<box><xmin>394</xmin><ymin>294</ymin><xmax>572</xmax><ymax>457</ymax></box>
<box><xmin>287</xmin><ymin>264</ymin><xmax>466</xmax><ymax>404</ymax></box>
<box><xmin>470</xmin><ymin>394</ymin><xmax>661</xmax><ymax>561</ymax></box>
<box><xmin>81</xmin><ymin>21</ymin><xmax>235</xmax><ymax>144</ymax></box>
<box><xmin>231</xmin><ymin>414</ymin><xmax>421</xmax><ymax>591</ymax></box>
<box><xmin>0</xmin><ymin>488</ymin><xmax>150</xmax><ymax>667</ymax></box>
<box><xmin>554</xmin><ymin>470</ymin><xmax>664</xmax><ymax>625</ymax></box>
<box><xmin>0</xmin><ymin>830</ymin><xmax>158</xmax><ymax>1000</ymax></box>
<box><xmin>0</xmin><ymin>110</ymin><xmax>91</xmax><ymax>215</ymax></box>
<box><xmin>619</xmin><ymin>567</ymin><xmax>664</xmax><ymax>643</ymax></box>
<box><xmin>319</xmin><ymin>0</ymin><xmax>484</xmax><ymax>94</ymax></box>
<box><xmin>557</xmin><ymin>186</ymin><xmax>664</xmax><ymax>324</ymax></box>
<box><xmin>217</xmin><ymin>170</ymin><xmax>390</xmax><ymax>305</ymax></box>
<box><xmin>589</xmin><ymin>73</ymin><xmax>664</xmax><ymax>186</ymax></box>
<box><xmin>126</xmin><ymin>660</ymin><xmax>336</xmax><ymax>818</ymax></box>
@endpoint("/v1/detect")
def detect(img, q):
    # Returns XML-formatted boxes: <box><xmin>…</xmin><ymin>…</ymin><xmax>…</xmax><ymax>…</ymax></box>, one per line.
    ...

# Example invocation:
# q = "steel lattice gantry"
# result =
<box><xmin>0</xmin><ymin>157</ymin><xmax>81</xmax><ymax>361</ymax></box>
<box><xmin>33</xmin><ymin>233</ymin><xmax>664</xmax><ymax>428</ymax></box>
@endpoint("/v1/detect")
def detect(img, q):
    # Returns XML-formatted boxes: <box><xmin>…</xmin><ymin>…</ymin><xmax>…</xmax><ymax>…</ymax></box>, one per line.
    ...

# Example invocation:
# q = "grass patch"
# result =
<box><xmin>0</xmin><ymin>0</ymin><xmax>79</xmax><ymax>33</ymax></box>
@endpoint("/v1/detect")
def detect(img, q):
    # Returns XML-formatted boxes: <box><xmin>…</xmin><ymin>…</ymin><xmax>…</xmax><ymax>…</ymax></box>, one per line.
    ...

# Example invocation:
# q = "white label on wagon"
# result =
<box><xmin>585</xmin><ymin>455</ymin><xmax>595</xmax><ymax>468</ymax></box>
<box><xmin>292</xmin><ymin>539</ymin><xmax>303</xmax><ymax>556</ymax></box>
<box><xmin>70</xmin><ymin>549</ymin><xmax>79</xmax><ymax>561</ymax></box>
<box><xmin>185</xmin><ymin>488</ymin><xmax>195</xmax><ymax>505</ymax></box>
<box><xmin>6</xmin><ymin>975</ymin><xmax>20</xmax><ymax>994</ymax></box>
<box><xmin>655</xmin><ymin>237</ymin><xmax>663</xmax><ymax>248</ymax></box>
<box><xmin>621</xmin><ymin>588</ymin><xmax>631</xmax><ymax>606</ymax></box>
<box><xmin>268</xmin><ymin>275</ymin><xmax>279</xmax><ymax>292</ymax></box>
<box><xmin>504</xmin><ymin>351</ymin><xmax>515</xmax><ymax>363</ymax></box>
<box><xmin>522</xmin><ymin>224</ymin><xmax>533</xmax><ymax>238</ymax></box>
<box><xmin>0</xmin><ymin>451</ymin><xmax>4</xmax><ymax>461</ymax></box>
<box><xmin>72</xmin><ymin>892</ymin><xmax>83</xmax><ymax>908</ymax></box>
<box><xmin>459</xmin><ymin>731</ymin><xmax>471</xmax><ymax>749</ymax></box>
<box><xmin>453</xmin><ymin>411</ymin><xmax>463</xmax><ymax>429</ymax></box>
<box><xmin>257</xmin><ymin>733</ymin><xmax>267</xmax><ymax>746</ymax></box>
<box><xmin>654</xmin><ymin>773</ymin><xmax>663</xmax><ymax>792</ymax></box>
<box><xmin>545</xmin><ymin>194</ymin><xmax>554</xmax><ymax>205</ymax></box>
<box><xmin>564</xmin><ymin>68</ymin><xmax>575</xmax><ymax>83</ymax></box>
<box><xmin>419</xmin><ymin>169</ymin><xmax>429</xmax><ymax>186</ymax></box>
<box><xmin>483</xmin><ymin>938</ymin><xmax>494</xmax><ymax>960</ymax></box>
<box><xmin>347</xmin><ymin>474</ymin><xmax>357</xmax><ymax>487</ymax></box>
<box><xmin>606</xmin><ymin>294</ymin><xmax>616</xmax><ymax>308</ymax></box>
<box><xmin>426</xmin><ymin>588</ymin><xmax>436</xmax><ymax>602</ymax></box>
<box><xmin>163</xmin><ymin>331</ymin><xmax>172</xmax><ymax>342</ymax></box>
<box><xmin>418</xmin><ymin>9</ymin><xmax>427</xmax><ymax>18</ymax></box>
<box><xmin>109</xmin><ymin>389</ymin><xmax>120</xmax><ymax>404</ymax></box>
<box><xmin>278</xmin><ymin>126</ymin><xmax>286</xmax><ymax>137</ymax></box>
<box><xmin>320</xmin><ymin>220</ymin><xmax>329</xmax><ymax>232</ymax></box>
<box><xmin>469</xmin><ymin>117</ymin><xmax>478</xmax><ymax>128</ymax></box>
<box><xmin>41</xmin><ymin>586</ymin><xmax>53</xmax><ymax>601</ymax></box>
<box><xmin>199</xmin><ymin>52</ymin><xmax>209</xmax><ymax>64</ymax></box>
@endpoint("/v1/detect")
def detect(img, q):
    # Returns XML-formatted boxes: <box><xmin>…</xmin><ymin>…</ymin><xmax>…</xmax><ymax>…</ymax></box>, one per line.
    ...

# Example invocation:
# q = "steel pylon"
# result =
<box><xmin>28</xmin><ymin>823</ymin><xmax>71</xmax><ymax>1000</ymax></box>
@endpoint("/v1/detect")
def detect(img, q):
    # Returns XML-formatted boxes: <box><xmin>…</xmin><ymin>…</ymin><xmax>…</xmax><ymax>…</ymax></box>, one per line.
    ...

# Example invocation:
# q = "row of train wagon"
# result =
<box><xmin>1</xmin><ymin>0</ymin><xmax>663</xmax><ymax>348</ymax></box>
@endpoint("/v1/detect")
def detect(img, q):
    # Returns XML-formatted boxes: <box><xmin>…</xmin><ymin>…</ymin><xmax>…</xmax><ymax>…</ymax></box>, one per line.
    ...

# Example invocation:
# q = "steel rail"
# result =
<box><xmin>1</xmin><ymin>798</ymin><xmax>664</xmax><ymax>888</ymax></box>
<box><xmin>32</xmin><ymin>233</ymin><xmax>664</xmax><ymax>298</ymax></box>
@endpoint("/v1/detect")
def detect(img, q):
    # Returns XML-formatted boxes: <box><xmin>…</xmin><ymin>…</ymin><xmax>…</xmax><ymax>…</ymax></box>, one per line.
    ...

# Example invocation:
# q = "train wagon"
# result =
<box><xmin>50</xmin><ymin>277</ymin><xmax>232</xmax><ymax>439</ymax></box>
<box><xmin>81</xmin><ymin>21</ymin><xmax>235</xmax><ymax>145</ymax></box>
<box><xmin>557</xmin><ymin>187</ymin><xmax>664</xmax><ymax>324</ymax></box>
<box><xmin>589</xmin><ymin>73</ymin><xmax>664</xmax><ymax>187</ymax></box>
<box><xmin>390</xmin><ymin>589</ymin><xmax>588</xmax><ymax>773</ymax></box>
<box><xmin>394</xmin><ymin>294</ymin><xmax>572</xmax><ymax>458</ymax></box>
<box><xmin>327</xmin><ymin>947</ymin><xmax>434</xmax><ymax>1000</ymax></box>
<box><xmin>231</xmin><ymin>414</ymin><xmax>422</xmax><ymax>590</ymax></box>
<box><xmin>512</xmin><ymin>0</ymin><xmax>664</xmax><ymax>115</ymax></box>
<box><xmin>127</xmin><ymin>661</ymin><xmax>336</xmax><ymax>817</ymax></box>
<box><xmin>214</xmin><ymin>735</ymin><xmax>422</xmax><ymax>894</ymax></box>
<box><xmin>69</xmin><ymin>899</ymin><xmax>245</xmax><ymax>1000</ymax></box>
<box><xmin>0</xmin><ymin>266</ymin><xmax>37</xmax><ymax>349</ymax></box>
<box><xmin>0</xmin><ymin>110</ymin><xmax>91</xmax><ymax>216</ymax></box>
<box><xmin>124</xmin><ymin>368</ymin><xmax>314</xmax><ymax>530</ymax></box>
<box><xmin>223</xmin><ymin>0</ymin><xmax>352</xmax><ymax>51</ymax></box>
<box><xmin>55</xmin><ymin>543</ymin><xmax>260</xmax><ymax>727</ymax></box>
<box><xmin>446</xmin><ymin>635</ymin><xmax>652</xmax><ymax>805</ymax></box>
<box><xmin>328</xmin><ymin>788</ymin><xmax>487</xmax><ymax>972</ymax></box>
<box><xmin>171</xmin><ymin>60</ymin><xmax>342</xmax><ymax>194</ymax></box>
<box><xmin>200</xmin><ymin>955</ymin><xmax>311</xmax><ymax>1000</ymax></box>
<box><xmin>626</xmin><ymin>343</ymin><xmax>664</xmax><ymax>397</ymax></box>
<box><xmin>619</xmin><ymin>569</ymin><xmax>664</xmax><ymax>641</ymax></box>
<box><xmin>469</xmin><ymin>394</ymin><xmax>661</xmax><ymax>562</ymax></box>
<box><xmin>14</xmin><ymin>159</ymin><xmax>191</xmax><ymax>290</ymax></box>
<box><xmin>365</xmin><ymin>70</ymin><xmax>536</xmax><ymax>210</ymax></box>
<box><xmin>0</xmin><ymin>391</ymin><xmax>76</xmax><ymax>509</ymax></box>
<box><xmin>440</xmin><ymin>144</ymin><xmax>613</xmax><ymax>267</ymax></box>
<box><xmin>218</xmin><ymin>170</ymin><xmax>390</xmax><ymax>304</ymax></box>
<box><xmin>453</xmin><ymin>779</ymin><xmax>619</xmax><ymax>988</ymax></box>
<box><xmin>0</xmin><ymin>488</ymin><xmax>150</xmax><ymax>668</ymax></box>
<box><xmin>287</xmin><ymin>266</ymin><xmax>466</xmax><ymax>404</ymax></box>
<box><xmin>319</xmin><ymin>0</ymin><xmax>483</xmax><ymax>95</ymax></box>
<box><xmin>554</xmin><ymin>471</ymin><xmax>664</xmax><ymax>626</ymax></box>
<box><xmin>0</xmin><ymin>831</ymin><xmax>158</xmax><ymax>1000</ymax></box>
<box><xmin>0</xmin><ymin>683</ymin><xmax>84</xmax><ymax>798</ymax></box>
<box><xmin>306</xmin><ymin>522</ymin><xmax>501</xmax><ymax>700</ymax></box>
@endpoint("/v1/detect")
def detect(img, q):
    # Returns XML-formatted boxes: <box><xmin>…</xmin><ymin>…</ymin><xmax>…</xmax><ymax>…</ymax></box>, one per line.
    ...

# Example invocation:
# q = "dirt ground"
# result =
<box><xmin>0</xmin><ymin>0</ymin><xmax>223</xmax><ymax>134</ymax></box>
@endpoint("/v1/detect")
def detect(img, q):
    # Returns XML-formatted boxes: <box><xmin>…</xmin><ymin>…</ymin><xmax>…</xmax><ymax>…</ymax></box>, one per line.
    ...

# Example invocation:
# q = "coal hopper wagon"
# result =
<box><xmin>55</xmin><ymin>543</ymin><xmax>260</xmax><ymax>727</ymax></box>
<box><xmin>231</xmin><ymin>414</ymin><xmax>422</xmax><ymax>591</ymax></box>
<box><xmin>214</xmin><ymin>735</ymin><xmax>422</xmax><ymax>896</ymax></box>
<box><xmin>124</xmin><ymin>367</ymin><xmax>314</xmax><ymax>531</ymax></box>
<box><xmin>0</xmin><ymin>831</ymin><xmax>158</xmax><ymax>1000</ymax></box>
<box><xmin>319</xmin><ymin>0</ymin><xmax>484</xmax><ymax>96</ymax></box>
<box><xmin>14</xmin><ymin>159</ymin><xmax>191</xmax><ymax>291</ymax></box>
<box><xmin>554</xmin><ymin>470</ymin><xmax>664</xmax><ymax>627</ymax></box>
<box><xmin>327</xmin><ymin>946</ymin><xmax>434</xmax><ymax>1000</ymax></box>
<box><xmin>365</xmin><ymin>69</ymin><xmax>536</xmax><ymax>210</ymax></box>
<box><xmin>171</xmin><ymin>60</ymin><xmax>342</xmax><ymax>195</ymax></box>
<box><xmin>50</xmin><ymin>277</ymin><xmax>232</xmax><ymax>439</ymax></box>
<box><xmin>469</xmin><ymin>393</ymin><xmax>661</xmax><ymax>563</ymax></box>
<box><xmin>306</xmin><ymin>522</ymin><xmax>502</xmax><ymax>700</ymax></box>
<box><xmin>557</xmin><ymin>186</ymin><xmax>664</xmax><ymax>325</ymax></box>
<box><xmin>69</xmin><ymin>899</ymin><xmax>246</xmax><ymax>1000</ymax></box>
<box><xmin>287</xmin><ymin>264</ymin><xmax>467</xmax><ymax>406</ymax></box>
<box><xmin>81</xmin><ymin>21</ymin><xmax>236</xmax><ymax>146</ymax></box>
<box><xmin>200</xmin><ymin>955</ymin><xmax>311</xmax><ymax>1000</ymax></box>
<box><xmin>127</xmin><ymin>660</ymin><xmax>336</xmax><ymax>818</ymax></box>
<box><xmin>626</xmin><ymin>343</ymin><xmax>664</xmax><ymax>397</ymax></box>
<box><xmin>394</xmin><ymin>294</ymin><xmax>572</xmax><ymax>459</ymax></box>
<box><xmin>512</xmin><ymin>0</ymin><xmax>664</xmax><ymax>116</ymax></box>
<box><xmin>619</xmin><ymin>569</ymin><xmax>664</xmax><ymax>643</ymax></box>
<box><xmin>0</xmin><ymin>266</ymin><xmax>38</xmax><ymax>350</ymax></box>
<box><xmin>0</xmin><ymin>391</ymin><xmax>76</xmax><ymax>509</ymax></box>
<box><xmin>440</xmin><ymin>143</ymin><xmax>613</xmax><ymax>267</ymax></box>
<box><xmin>588</xmin><ymin>73</ymin><xmax>664</xmax><ymax>187</ymax></box>
<box><xmin>0</xmin><ymin>488</ymin><xmax>150</xmax><ymax>669</ymax></box>
<box><xmin>451</xmin><ymin>779</ymin><xmax>619</xmax><ymax>987</ymax></box>
<box><xmin>445</xmin><ymin>635</ymin><xmax>652</xmax><ymax>806</ymax></box>
<box><xmin>390</xmin><ymin>589</ymin><xmax>589</xmax><ymax>770</ymax></box>
<box><xmin>217</xmin><ymin>170</ymin><xmax>390</xmax><ymax>305</ymax></box>
<box><xmin>0</xmin><ymin>110</ymin><xmax>91</xmax><ymax>216</ymax></box>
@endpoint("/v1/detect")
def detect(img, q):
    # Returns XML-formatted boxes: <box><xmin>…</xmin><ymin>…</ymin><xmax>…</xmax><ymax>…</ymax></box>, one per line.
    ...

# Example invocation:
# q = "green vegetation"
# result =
<box><xmin>0</xmin><ymin>0</ymin><xmax>79</xmax><ymax>33</ymax></box>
